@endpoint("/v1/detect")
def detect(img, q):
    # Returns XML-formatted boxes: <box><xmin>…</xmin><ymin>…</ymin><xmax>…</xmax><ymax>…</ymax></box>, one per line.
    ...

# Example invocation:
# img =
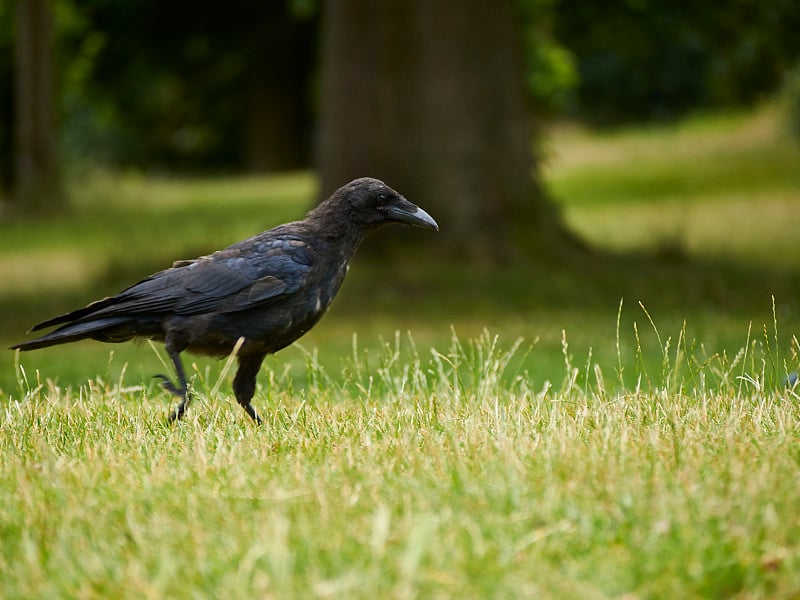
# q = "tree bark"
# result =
<box><xmin>14</xmin><ymin>0</ymin><xmax>61</xmax><ymax>211</ymax></box>
<box><xmin>245</xmin><ymin>81</ymin><xmax>308</xmax><ymax>173</ymax></box>
<box><xmin>318</xmin><ymin>0</ymin><xmax>575</xmax><ymax>260</ymax></box>
<box><xmin>242</xmin><ymin>7</ymin><xmax>316</xmax><ymax>174</ymax></box>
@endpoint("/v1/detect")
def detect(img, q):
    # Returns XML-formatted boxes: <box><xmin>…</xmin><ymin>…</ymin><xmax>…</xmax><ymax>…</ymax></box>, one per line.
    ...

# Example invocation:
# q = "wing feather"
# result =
<box><xmin>60</xmin><ymin>235</ymin><xmax>315</xmax><ymax>324</ymax></box>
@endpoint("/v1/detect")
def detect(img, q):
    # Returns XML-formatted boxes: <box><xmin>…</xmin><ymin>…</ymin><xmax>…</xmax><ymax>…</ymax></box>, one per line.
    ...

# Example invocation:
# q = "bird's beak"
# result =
<box><xmin>385</xmin><ymin>198</ymin><xmax>439</xmax><ymax>231</ymax></box>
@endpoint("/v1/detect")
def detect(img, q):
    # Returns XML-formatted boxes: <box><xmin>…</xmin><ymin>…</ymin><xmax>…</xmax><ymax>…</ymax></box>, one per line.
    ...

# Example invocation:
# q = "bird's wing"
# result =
<box><xmin>72</xmin><ymin>235</ymin><xmax>316</xmax><ymax>321</ymax></box>
<box><xmin>174</xmin><ymin>247</ymin><xmax>313</xmax><ymax>315</ymax></box>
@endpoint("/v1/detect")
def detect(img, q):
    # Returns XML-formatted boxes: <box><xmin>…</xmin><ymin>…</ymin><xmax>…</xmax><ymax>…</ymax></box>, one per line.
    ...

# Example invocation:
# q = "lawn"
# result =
<box><xmin>1</xmin><ymin>105</ymin><xmax>799</xmax><ymax>597</ymax></box>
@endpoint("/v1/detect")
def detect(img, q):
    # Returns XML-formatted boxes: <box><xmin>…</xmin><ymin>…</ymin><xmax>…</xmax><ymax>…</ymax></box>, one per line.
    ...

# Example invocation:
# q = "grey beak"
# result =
<box><xmin>385</xmin><ymin>201</ymin><xmax>439</xmax><ymax>231</ymax></box>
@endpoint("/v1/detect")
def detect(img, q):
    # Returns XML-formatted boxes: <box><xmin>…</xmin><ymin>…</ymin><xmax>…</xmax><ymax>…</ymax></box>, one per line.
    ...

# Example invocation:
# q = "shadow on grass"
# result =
<box><xmin>2</xmin><ymin>245</ymin><xmax>797</xmax><ymax>401</ymax></box>
<box><xmin>340</xmin><ymin>244</ymin><xmax>800</xmax><ymax>319</ymax></box>
<box><xmin>3</xmin><ymin>241</ymin><xmax>797</xmax><ymax>342</ymax></box>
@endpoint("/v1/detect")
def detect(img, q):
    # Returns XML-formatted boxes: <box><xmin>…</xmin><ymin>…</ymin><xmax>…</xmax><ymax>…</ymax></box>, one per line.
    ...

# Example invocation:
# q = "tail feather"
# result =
<box><xmin>10</xmin><ymin>317</ymin><xmax>133</xmax><ymax>351</ymax></box>
<box><xmin>29</xmin><ymin>296</ymin><xmax>119</xmax><ymax>332</ymax></box>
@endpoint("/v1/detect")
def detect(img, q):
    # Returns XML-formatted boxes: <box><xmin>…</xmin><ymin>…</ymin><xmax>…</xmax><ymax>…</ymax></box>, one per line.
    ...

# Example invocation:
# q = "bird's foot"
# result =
<box><xmin>154</xmin><ymin>374</ymin><xmax>191</xmax><ymax>424</ymax></box>
<box><xmin>167</xmin><ymin>402</ymin><xmax>189</xmax><ymax>424</ymax></box>
<box><xmin>242</xmin><ymin>403</ymin><xmax>263</xmax><ymax>425</ymax></box>
<box><xmin>154</xmin><ymin>373</ymin><xmax>186</xmax><ymax>397</ymax></box>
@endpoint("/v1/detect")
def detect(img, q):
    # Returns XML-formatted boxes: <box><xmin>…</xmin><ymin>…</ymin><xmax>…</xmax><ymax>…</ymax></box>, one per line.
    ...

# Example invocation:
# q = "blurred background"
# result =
<box><xmin>1</xmin><ymin>0</ymin><xmax>799</xmax><ymax>392</ymax></box>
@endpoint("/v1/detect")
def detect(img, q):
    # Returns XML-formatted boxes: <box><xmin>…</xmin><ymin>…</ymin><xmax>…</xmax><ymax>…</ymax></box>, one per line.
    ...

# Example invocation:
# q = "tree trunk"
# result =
<box><xmin>318</xmin><ymin>0</ymin><xmax>575</xmax><ymax>260</ymax></box>
<box><xmin>14</xmin><ymin>0</ymin><xmax>61</xmax><ymax>211</ymax></box>
<box><xmin>245</xmin><ymin>81</ymin><xmax>307</xmax><ymax>173</ymax></box>
<box><xmin>242</xmin><ymin>8</ymin><xmax>316</xmax><ymax>174</ymax></box>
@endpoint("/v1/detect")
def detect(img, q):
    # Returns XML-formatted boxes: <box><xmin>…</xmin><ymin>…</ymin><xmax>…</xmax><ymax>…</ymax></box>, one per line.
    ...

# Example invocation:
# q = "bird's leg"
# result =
<box><xmin>232</xmin><ymin>353</ymin><xmax>266</xmax><ymax>425</ymax></box>
<box><xmin>153</xmin><ymin>345</ymin><xmax>191</xmax><ymax>423</ymax></box>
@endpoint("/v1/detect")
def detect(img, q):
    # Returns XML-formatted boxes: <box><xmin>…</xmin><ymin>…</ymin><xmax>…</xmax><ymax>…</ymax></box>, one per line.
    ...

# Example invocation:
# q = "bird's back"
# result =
<box><xmin>11</xmin><ymin>221</ymin><xmax>352</xmax><ymax>358</ymax></box>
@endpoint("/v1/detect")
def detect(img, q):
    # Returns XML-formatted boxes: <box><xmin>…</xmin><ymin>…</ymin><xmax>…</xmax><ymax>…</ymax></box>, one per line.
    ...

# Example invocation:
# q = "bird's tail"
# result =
<box><xmin>28</xmin><ymin>296</ymin><xmax>119</xmax><ymax>332</ymax></box>
<box><xmin>10</xmin><ymin>317</ymin><xmax>134</xmax><ymax>351</ymax></box>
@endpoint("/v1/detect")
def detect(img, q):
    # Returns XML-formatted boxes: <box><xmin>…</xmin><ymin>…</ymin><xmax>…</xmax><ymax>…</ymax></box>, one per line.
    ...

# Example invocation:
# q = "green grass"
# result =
<box><xmin>545</xmin><ymin>105</ymin><xmax>800</xmax><ymax>268</ymax></box>
<box><xmin>2</xmin><ymin>104</ymin><xmax>800</xmax><ymax>596</ymax></box>
<box><xmin>2</xmin><ymin>330</ymin><xmax>799</xmax><ymax>598</ymax></box>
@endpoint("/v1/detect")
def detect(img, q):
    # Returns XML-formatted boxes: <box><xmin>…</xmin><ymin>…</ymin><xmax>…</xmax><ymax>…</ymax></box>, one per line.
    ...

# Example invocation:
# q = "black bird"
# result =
<box><xmin>10</xmin><ymin>178</ymin><xmax>438</xmax><ymax>423</ymax></box>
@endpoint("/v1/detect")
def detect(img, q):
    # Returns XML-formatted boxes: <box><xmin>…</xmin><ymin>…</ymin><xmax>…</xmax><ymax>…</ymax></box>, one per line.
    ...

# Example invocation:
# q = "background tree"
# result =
<box><xmin>4</xmin><ymin>0</ymin><xmax>799</xmax><ymax>220</ymax></box>
<box><xmin>555</xmin><ymin>0</ymin><xmax>800</xmax><ymax>124</ymax></box>
<box><xmin>13</xmin><ymin>0</ymin><xmax>62</xmax><ymax>210</ymax></box>
<box><xmin>56</xmin><ymin>0</ymin><xmax>317</xmax><ymax>173</ymax></box>
<box><xmin>318</xmin><ymin>0</ymin><xmax>575</xmax><ymax>259</ymax></box>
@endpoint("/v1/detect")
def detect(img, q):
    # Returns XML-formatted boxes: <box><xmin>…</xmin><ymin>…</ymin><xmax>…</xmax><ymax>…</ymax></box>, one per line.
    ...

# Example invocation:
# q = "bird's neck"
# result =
<box><xmin>305</xmin><ymin>204</ymin><xmax>368</xmax><ymax>256</ymax></box>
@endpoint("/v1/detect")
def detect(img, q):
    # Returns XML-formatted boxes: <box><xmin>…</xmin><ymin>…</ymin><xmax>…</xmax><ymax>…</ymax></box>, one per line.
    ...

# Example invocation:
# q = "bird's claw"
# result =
<box><xmin>153</xmin><ymin>373</ymin><xmax>186</xmax><ymax>397</ymax></box>
<box><xmin>243</xmin><ymin>403</ymin><xmax>264</xmax><ymax>425</ymax></box>
<box><xmin>167</xmin><ymin>404</ymin><xmax>188</xmax><ymax>424</ymax></box>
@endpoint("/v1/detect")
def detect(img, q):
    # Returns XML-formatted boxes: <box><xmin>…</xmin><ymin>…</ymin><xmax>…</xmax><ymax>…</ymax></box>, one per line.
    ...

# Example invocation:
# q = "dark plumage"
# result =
<box><xmin>10</xmin><ymin>178</ymin><xmax>438</xmax><ymax>423</ymax></box>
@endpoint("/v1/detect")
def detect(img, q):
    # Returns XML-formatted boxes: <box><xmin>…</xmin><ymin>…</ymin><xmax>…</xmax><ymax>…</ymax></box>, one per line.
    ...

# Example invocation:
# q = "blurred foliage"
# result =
<box><xmin>2</xmin><ymin>0</ymin><xmax>800</xmax><ymax>185</ymax></box>
<box><xmin>54</xmin><ymin>0</ymin><xmax>318</xmax><ymax>171</ymax></box>
<box><xmin>1</xmin><ymin>0</ymin><xmax>318</xmax><ymax>190</ymax></box>
<box><xmin>515</xmin><ymin>0</ymin><xmax>578</xmax><ymax>116</ymax></box>
<box><xmin>554</xmin><ymin>0</ymin><xmax>800</xmax><ymax>124</ymax></box>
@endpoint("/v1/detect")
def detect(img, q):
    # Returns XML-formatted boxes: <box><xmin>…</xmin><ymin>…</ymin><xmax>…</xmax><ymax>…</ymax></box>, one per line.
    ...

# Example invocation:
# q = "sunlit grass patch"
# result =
<box><xmin>0</xmin><ymin>172</ymin><xmax>314</xmax><ymax>298</ymax></box>
<box><xmin>544</xmin><ymin>103</ymin><xmax>800</xmax><ymax>269</ymax></box>
<box><xmin>563</xmin><ymin>193</ymin><xmax>800</xmax><ymax>268</ymax></box>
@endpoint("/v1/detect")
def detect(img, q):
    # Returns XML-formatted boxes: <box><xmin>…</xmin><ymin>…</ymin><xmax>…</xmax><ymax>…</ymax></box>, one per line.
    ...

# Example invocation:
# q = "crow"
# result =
<box><xmin>10</xmin><ymin>177</ymin><xmax>438</xmax><ymax>424</ymax></box>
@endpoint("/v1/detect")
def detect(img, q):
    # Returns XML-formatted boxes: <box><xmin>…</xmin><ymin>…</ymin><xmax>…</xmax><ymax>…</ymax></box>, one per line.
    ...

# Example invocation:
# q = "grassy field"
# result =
<box><xmin>1</xmin><ymin>105</ymin><xmax>799</xmax><ymax>597</ymax></box>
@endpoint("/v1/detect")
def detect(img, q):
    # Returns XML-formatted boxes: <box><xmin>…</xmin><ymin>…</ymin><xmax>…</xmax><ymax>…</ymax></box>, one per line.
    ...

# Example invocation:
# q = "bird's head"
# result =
<box><xmin>330</xmin><ymin>177</ymin><xmax>439</xmax><ymax>233</ymax></box>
